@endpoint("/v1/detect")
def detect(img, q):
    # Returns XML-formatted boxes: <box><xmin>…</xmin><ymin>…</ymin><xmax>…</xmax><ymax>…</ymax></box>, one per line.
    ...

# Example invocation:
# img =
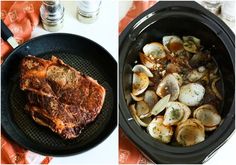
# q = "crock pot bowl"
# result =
<box><xmin>119</xmin><ymin>1</ymin><xmax>235</xmax><ymax>164</ymax></box>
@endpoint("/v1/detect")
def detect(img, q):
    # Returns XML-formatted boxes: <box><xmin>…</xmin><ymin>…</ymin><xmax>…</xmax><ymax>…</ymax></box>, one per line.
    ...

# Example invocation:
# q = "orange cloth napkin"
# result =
<box><xmin>119</xmin><ymin>1</ymin><xmax>157</xmax><ymax>33</ymax></box>
<box><xmin>119</xmin><ymin>129</ymin><xmax>152</xmax><ymax>164</ymax></box>
<box><xmin>1</xmin><ymin>1</ymin><xmax>52</xmax><ymax>164</ymax></box>
<box><xmin>1</xmin><ymin>1</ymin><xmax>41</xmax><ymax>62</ymax></box>
<box><xmin>119</xmin><ymin>1</ymin><xmax>157</xmax><ymax>164</ymax></box>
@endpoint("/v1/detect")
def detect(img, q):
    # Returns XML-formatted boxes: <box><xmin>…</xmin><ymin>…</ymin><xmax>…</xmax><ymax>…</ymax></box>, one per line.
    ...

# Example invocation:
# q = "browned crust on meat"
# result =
<box><xmin>20</xmin><ymin>55</ymin><xmax>106</xmax><ymax>139</ymax></box>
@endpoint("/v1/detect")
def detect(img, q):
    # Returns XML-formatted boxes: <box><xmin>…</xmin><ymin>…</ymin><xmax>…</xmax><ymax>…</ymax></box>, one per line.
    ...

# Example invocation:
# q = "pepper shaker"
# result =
<box><xmin>40</xmin><ymin>0</ymin><xmax>64</xmax><ymax>32</ymax></box>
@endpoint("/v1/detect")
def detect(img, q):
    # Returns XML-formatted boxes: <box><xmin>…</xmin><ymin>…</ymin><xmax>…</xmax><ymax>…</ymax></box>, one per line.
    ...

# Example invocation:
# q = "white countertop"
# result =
<box><xmin>31</xmin><ymin>1</ymin><xmax>118</xmax><ymax>165</ymax></box>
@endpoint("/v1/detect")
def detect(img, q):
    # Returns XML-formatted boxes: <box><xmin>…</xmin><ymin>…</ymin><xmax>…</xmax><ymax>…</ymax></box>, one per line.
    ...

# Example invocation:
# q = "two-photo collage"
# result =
<box><xmin>1</xmin><ymin>0</ymin><xmax>235</xmax><ymax>164</ymax></box>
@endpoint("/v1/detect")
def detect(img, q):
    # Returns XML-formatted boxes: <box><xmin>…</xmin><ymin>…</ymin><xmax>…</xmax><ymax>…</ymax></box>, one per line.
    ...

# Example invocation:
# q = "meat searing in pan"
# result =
<box><xmin>20</xmin><ymin>56</ymin><xmax>106</xmax><ymax>139</ymax></box>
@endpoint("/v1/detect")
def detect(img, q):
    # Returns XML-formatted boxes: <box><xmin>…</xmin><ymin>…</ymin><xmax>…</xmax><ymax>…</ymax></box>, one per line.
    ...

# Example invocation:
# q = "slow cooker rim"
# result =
<box><xmin>119</xmin><ymin>0</ymin><xmax>235</xmax><ymax>159</ymax></box>
<box><xmin>120</xmin><ymin>1</ymin><xmax>234</xmax><ymax>45</ymax></box>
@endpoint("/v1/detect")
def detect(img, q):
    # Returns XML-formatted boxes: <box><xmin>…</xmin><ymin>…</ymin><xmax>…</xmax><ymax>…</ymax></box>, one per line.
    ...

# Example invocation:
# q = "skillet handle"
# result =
<box><xmin>1</xmin><ymin>20</ymin><xmax>19</xmax><ymax>48</ymax></box>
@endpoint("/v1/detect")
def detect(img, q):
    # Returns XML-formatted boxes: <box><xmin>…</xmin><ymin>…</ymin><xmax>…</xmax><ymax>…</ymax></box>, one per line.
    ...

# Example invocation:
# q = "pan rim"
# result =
<box><xmin>2</xmin><ymin>33</ymin><xmax>117</xmax><ymax>67</ymax></box>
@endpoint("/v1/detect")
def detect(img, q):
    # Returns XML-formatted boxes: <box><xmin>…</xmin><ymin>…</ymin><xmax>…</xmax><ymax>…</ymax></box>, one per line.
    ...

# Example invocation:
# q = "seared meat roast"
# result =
<box><xmin>20</xmin><ymin>56</ymin><xmax>106</xmax><ymax>139</ymax></box>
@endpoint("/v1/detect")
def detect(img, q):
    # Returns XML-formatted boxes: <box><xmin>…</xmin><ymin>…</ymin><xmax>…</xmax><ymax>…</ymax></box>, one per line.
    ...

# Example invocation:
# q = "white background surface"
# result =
<box><xmin>31</xmin><ymin>1</ymin><xmax>118</xmax><ymax>165</ymax></box>
<box><xmin>119</xmin><ymin>1</ymin><xmax>236</xmax><ymax>165</ymax></box>
<box><xmin>29</xmin><ymin>0</ymin><xmax>235</xmax><ymax>164</ymax></box>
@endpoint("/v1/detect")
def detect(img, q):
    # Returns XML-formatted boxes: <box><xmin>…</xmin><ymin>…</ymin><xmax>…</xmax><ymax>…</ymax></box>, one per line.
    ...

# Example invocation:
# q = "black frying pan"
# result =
<box><xmin>1</xmin><ymin>21</ymin><xmax>117</xmax><ymax>156</ymax></box>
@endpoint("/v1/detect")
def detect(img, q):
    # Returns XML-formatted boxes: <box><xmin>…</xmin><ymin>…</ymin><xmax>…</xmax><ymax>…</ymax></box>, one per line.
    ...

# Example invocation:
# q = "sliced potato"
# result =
<box><xmin>143</xmin><ymin>42</ymin><xmax>166</xmax><ymax>59</ymax></box>
<box><xmin>176</xmin><ymin>124</ymin><xmax>205</xmax><ymax>146</ymax></box>
<box><xmin>179</xmin><ymin>83</ymin><xmax>205</xmax><ymax>106</ymax></box>
<box><xmin>147</xmin><ymin>116</ymin><xmax>173</xmax><ymax>143</ymax></box>
<box><xmin>132</xmin><ymin>64</ymin><xmax>154</xmax><ymax>77</ymax></box>
<box><xmin>151</xmin><ymin>94</ymin><xmax>171</xmax><ymax>115</ymax></box>
<box><xmin>136</xmin><ymin>101</ymin><xmax>150</xmax><ymax>117</ymax></box>
<box><xmin>132</xmin><ymin>72</ymin><xmax>149</xmax><ymax>96</ymax></box>
<box><xmin>163</xmin><ymin>101</ymin><xmax>191</xmax><ymax>126</ymax></box>
<box><xmin>156</xmin><ymin>74</ymin><xmax>180</xmax><ymax>101</ymax></box>
<box><xmin>144</xmin><ymin>90</ymin><xmax>158</xmax><ymax>109</ymax></box>
<box><xmin>129</xmin><ymin>104</ymin><xmax>151</xmax><ymax>127</ymax></box>
<box><xmin>176</xmin><ymin>118</ymin><xmax>205</xmax><ymax>146</ymax></box>
<box><xmin>176</xmin><ymin>118</ymin><xmax>204</xmax><ymax>134</ymax></box>
<box><xmin>193</xmin><ymin>104</ymin><xmax>221</xmax><ymax>129</ymax></box>
<box><xmin>163</xmin><ymin>36</ymin><xmax>184</xmax><ymax>53</ymax></box>
<box><xmin>129</xmin><ymin>34</ymin><xmax>223</xmax><ymax>146</ymax></box>
<box><xmin>172</xmin><ymin>73</ymin><xmax>183</xmax><ymax>86</ymax></box>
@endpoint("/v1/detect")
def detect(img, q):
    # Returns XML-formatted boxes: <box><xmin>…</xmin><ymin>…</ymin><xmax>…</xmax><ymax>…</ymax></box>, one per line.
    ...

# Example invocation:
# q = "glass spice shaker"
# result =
<box><xmin>40</xmin><ymin>0</ymin><xmax>64</xmax><ymax>32</ymax></box>
<box><xmin>201</xmin><ymin>0</ymin><xmax>221</xmax><ymax>15</ymax></box>
<box><xmin>77</xmin><ymin>0</ymin><xmax>102</xmax><ymax>24</ymax></box>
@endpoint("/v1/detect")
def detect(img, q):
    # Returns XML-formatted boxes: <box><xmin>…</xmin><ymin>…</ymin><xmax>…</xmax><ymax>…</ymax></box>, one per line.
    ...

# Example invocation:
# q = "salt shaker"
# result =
<box><xmin>40</xmin><ymin>0</ymin><xmax>64</xmax><ymax>32</ymax></box>
<box><xmin>77</xmin><ymin>0</ymin><xmax>102</xmax><ymax>24</ymax></box>
<box><xmin>201</xmin><ymin>1</ymin><xmax>221</xmax><ymax>15</ymax></box>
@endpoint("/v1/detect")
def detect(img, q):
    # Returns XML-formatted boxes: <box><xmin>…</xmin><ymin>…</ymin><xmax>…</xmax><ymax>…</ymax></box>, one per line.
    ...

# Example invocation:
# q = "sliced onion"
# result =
<box><xmin>183</xmin><ymin>36</ymin><xmax>200</xmax><ymax>53</ymax></box>
<box><xmin>211</xmin><ymin>77</ymin><xmax>223</xmax><ymax>100</ymax></box>
<box><xmin>205</xmin><ymin>125</ymin><xmax>217</xmax><ymax>131</ymax></box>
<box><xmin>151</xmin><ymin>94</ymin><xmax>170</xmax><ymax>115</ymax></box>
<box><xmin>130</xmin><ymin>93</ymin><xmax>143</xmax><ymax>101</ymax></box>
<box><xmin>183</xmin><ymin>36</ymin><xmax>200</xmax><ymax>47</ymax></box>
<box><xmin>183</xmin><ymin>41</ymin><xmax>198</xmax><ymax>53</ymax></box>
<box><xmin>187</xmin><ymin>69</ymin><xmax>206</xmax><ymax>82</ymax></box>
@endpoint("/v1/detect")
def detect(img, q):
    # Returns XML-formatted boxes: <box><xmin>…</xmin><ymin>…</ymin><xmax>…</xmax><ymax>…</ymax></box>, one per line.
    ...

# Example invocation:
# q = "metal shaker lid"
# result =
<box><xmin>40</xmin><ymin>0</ymin><xmax>64</xmax><ymax>32</ymax></box>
